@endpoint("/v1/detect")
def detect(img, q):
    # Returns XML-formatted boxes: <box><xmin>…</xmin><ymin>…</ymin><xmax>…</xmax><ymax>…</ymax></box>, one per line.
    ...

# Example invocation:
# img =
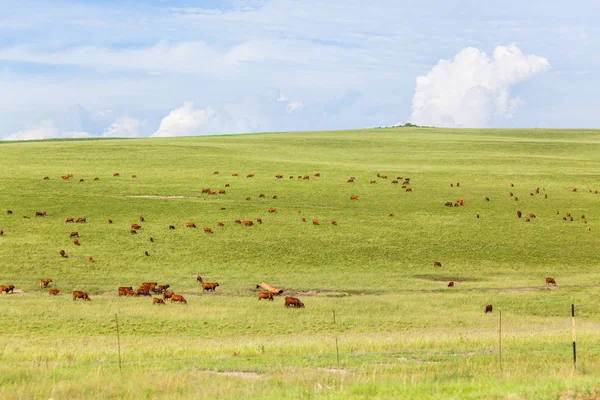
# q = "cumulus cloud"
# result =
<box><xmin>286</xmin><ymin>100</ymin><xmax>304</xmax><ymax>113</ymax></box>
<box><xmin>2</xmin><ymin>120</ymin><xmax>89</xmax><ymax>141</ymax></box>
<box><xmin>410</xmin><ymin>44</ymin><xmax>550</xmax><ymax>127</ymax></box>
<box><xmin>102</xmin><ymin>116</ymin><xmax>142</xmax><ymax>138</ymax></box>
<box><xmin>152</xmin><ymin>102</ymin><xmax>218</xmax><ymax>137</ymax></box>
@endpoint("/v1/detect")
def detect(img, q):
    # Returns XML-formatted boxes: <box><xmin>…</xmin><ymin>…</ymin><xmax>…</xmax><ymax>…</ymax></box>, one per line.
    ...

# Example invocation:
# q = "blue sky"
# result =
<box><xmin>1</xmin><ymin>0</ymin><xmax>599</xmax><ymax>139</ymax></box>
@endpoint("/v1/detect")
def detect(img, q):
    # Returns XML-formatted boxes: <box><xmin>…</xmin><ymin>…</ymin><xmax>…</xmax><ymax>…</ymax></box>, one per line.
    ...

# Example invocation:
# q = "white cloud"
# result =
<box><xmin>286</xmin><ymin>100</ymin><xmax>304</xmax><ymax>113</ymax></box>
<box><xmin>410</xmin><ymin>44</ymin><xmax>550</xmax><ymax>127</ymax></box>
<box><xmin>2</xmin><ymin>120</ymin><xmax>89</xmax><ymax>141</ymax></box>
<box><xmin>102</xmin><ymin>116</ymin><xmax>142</xmax><ymax>138</ymax></box>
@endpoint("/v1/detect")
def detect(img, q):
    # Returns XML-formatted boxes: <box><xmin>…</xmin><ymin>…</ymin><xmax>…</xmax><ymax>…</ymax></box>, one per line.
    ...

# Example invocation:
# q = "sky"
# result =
<box><xmin>1</xmin><ymin>0</ymin><xmax>599</xmax><ymax>140</ymax></box>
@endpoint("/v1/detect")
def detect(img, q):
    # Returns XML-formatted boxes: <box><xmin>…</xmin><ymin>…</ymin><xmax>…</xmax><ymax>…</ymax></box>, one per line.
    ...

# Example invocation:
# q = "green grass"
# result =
<box><xmin>1</xmin><ymin>127</ymin><xmax>600</xmax><ymax>399</ymax></box>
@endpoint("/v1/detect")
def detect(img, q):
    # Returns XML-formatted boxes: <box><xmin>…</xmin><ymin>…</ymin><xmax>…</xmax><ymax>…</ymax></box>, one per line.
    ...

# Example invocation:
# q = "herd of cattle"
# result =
<box><xmin>0</xmin><ymin>170</ymin><xmax>593</xmax><ymax>313</ymax></box>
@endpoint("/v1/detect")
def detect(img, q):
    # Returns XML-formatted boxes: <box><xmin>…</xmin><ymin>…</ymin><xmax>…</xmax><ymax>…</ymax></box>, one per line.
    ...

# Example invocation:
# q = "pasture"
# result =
<box><xmin>1</xmin><ymin>127</ymin><xmax>600</xmax><ymax>399</ymax></box>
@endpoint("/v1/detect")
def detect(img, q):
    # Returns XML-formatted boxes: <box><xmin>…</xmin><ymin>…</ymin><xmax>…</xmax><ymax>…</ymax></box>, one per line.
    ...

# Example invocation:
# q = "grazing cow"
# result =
<box><xmin>153</xmin><ymin>298</ymin><xmax>166</xmax><ymax>305</ymax></box>
<box><xmin>186</xmin><ymin>222</ymin><xmax>197</xmax><ymax>228</ymax></box>
<box><xmin>139</xmin><ymin>216</ymin><xmax>145</xmax><ymax>222</ymax></box>
<box><xmin>258</xmin><ymin>292</ymin><xmax>274</xmax><ymax>301</ymax></box>
<box><xmin>259</xmin><ymin>194</ymin><xmax>265</xmax><ymax>198</ymax></box>
<box><xmin>60</xmin><ymin>250</ymin><xmax>67</xmax><ymax>257</ymax></box>
<box><xmin>131</xmin><ymin>224</ymin><xmax>142</xmax><ymax>230</ymax></box>
<box><xmin>79</xmin><ymin>179</ymin><xmax>84</xmax><ymax>183</ymax></box>
<box><xmin>73</xmin><ymin>239</ymin><xmax>80</xmax><ymax>246</ymax></box>
<box><xmin>573</xmin><ymin>188</ymin><xmax>577</xmax><ymax>192</ymax></box>
<box><xmin>217</xmin><ymin>222</ymin><xmax>224</xmax><ymax>227</ymax></box>
<box><xmin>485</xmin><ymin>196</ymin><xmax>490</xmax><ymax>201</ymax></box>
<box><xmin>219</xmin><ymin>189</ymin><xmax>226</xmax><ymax>194</ymax></box>
<box><xmin>563</xmin><ymin>217</ymin><xmax>567</xmax><ymax>221</ymax></box>
<box><xmin>350</xmin><ymin>195</ymin><xmax>358</xmax><ymax>200</ymax></box>
<box><xmin>48</xmin><ymin>289</ymin><xmax>60</xmax><ymax>296</ymax></box>
<box><xmin>275</xmin><ymin>174</ymin><xmax>283</xmax><ymax>179</ymax></box>
<box><xmin>247</xmin><ymin>174</ymin><xmax>255</xmax><ymax>178</ymax></box>
<box><xmin>445</xmin><ymin>202</ymin><xmax>453</xmax><ymax>207</ymax></box>
<box><xmin>213</xmin><ymin>170</ymin><xmax>219</xmax><ymax>175</ymax></box>
<box><xmin>118</xmin><ymin>287</ymin><xmax>134</xmax><ymax>296</ymax></box>
<box><xmin>40</xmin><ymin>278</ymin><xmax>52</xmax><ymax>289</ymax></box>
<box><xmin>225</xmin><ymin>184</ymin><xmax>230</xmax><ymax>187</ymax></box>
<box><xmin>137</xmin><ymin>286</ymin><xmax>151</xmax><ymax>296</ymax></box>
<box><xmin>581</xmin><ymin>215</ymin><xmax>586</xmax><ymax>219</ymax></box>
<box><xmin>370</xmin><ymin>180</ymin><xmax>376</xmax><ymax>184</ymax></box>
<box><xmin>332</xmin><ymin>220</ymin><xmax>337</xmax><ymax>225</ymax></box>
<box><xmin>347</xmin><ymin>178</ymin><xmax>355</xmax><ymax>183</ymax></box>
<box><xmin>530</xmin><ymin>193</ymin><xmax>534</xmax><ymax>197</ymax></box>
<box><xmin>232</xmin><ymin>173</ymin><xmax>239</xmax><ymax>176</ymax></box>
<box><xmin>397</xmin><ymin>176</ymin><xmax>403</xmax><ymax>180</ymax></box>
<box><xmin>546</xmin><ymin>277</ymin><xmax>557</xmax><ymax>286</ymax></box>
<box><xmin>242</xmin><ymin>220</ymin><xmax>254</xmax><ymax>226</ymax></box>
<box><xmin>7</xmin><ymin>210</ymin><xmax>12</xmax><ymax>215</ymax></box>
<box><xmin>141</xmin><ymin>282</ymin><xmax>157</xmax><ymax>288</ymax></box>
<box><xmin>43</xmin><ymin>176</ymin><xmax>49</xmax><ymax>180</ymax></box>
<box><xmin>570</xmin><ymin>216</ymin><xmax>574</xmax><ymax>222</ymax></box>
<box><xmin>456</xmin><ymin>182</ymin><xmax>460</xmax><ymax>187</ymax></box>
<box><xmin>529</xmin><ymin>213</ymin><xmax>536</xmax><ymax>218</ymax></box>
<box><xmin>144</xmin><ymin>251</ymin><xmax>149</xmax><ymax>256</ymax></box>
<box><xmin>196</xmin><ymin>275</ymin><xmax>203</xmax><ymax>284</ymax></box>
<box><xmin>202</xmin><ymin>188</ymin><xmax>211</xmax><ymax>194</ymax></box>
<box><xmin>476</xmin><ymin>214</ymin><xmax>480</xmax><ymax>219</ymax></box>
<box><xmin>167</xmin><ymin>224</ymin><xmax>175</xmax><ymax>230</ymax></box>
<box><xmin>454</xmin><ymin>203</ymin><xmax>459</xmax><ymax>207</ymax></box>
<box><xmin>312</xmin><ymin>219</ymin><xmax>320</xmax><ymax>225</ymax></box>
<box><xmin>88</xmin><ymin>257</ymin><xmax>95</xmax><ymax>263</ymax></box>
<box><xmin>108</xmin><ymin>219</ymin><xmax>113</xmax><ymax>224</ymax></box>
<box><xmin>76</xmin><ymin>217</ymin><xmax>86</xmax><ymax>223</ymax></box>
<box><xmin>515</xmin><ymin>197</ymin><xmax>519</xmax><ymax>201</ymax></box>
<box><xmin>290</xmin><ymin>176</ymin><xmax>294</xmax><ymax>179</ymax></box>
<box><xmin>517</xmin><ymin>211</ymin><xmax>522</xmax><ymax>218</ymax></box>
<box><xmin>171</xmin><ymin>294</ymin><xmax>187</xmax><ymax>304</ymax></box>
<box><xmin>73</xmin><ymin>291</ymin><xmax>91</xmax><ymax>301</ymax></box>
<box><xmin>163</xmin><ymin>291</ymin><xmax>174</xmax><ymax>299</ymax></box>
<box><xmin>235</xmin><ymin>219</ymin><xmax>242</xmax><ymax>224</ymax></box>
<box><xmin>153</xmin><ymin>284</ymin><xmax>170</xmax><ymax>294</ymax></box>
<box><xmin>202</xmin><ymin>282</ymin><xmax>219</xmax><ymax>292</ymax></box>
<box><xmin>0</xmin><ymin>230</ymin><xmax>3</xmax><ymax>237</ymax></box>
<box><xmin>208</xmin><ymin>190</ymin><xmax>217</xmax><ymax>195</ymax></box>
<box><xmin>113</xmin><ymin>172</ymin><xmax>120</xmax><ymax>177</ymax></box>
<box><xmin>246</xmin><ymin>196</ymin><xmax>251</xmax><ymax>201</ymax></box>
<box><xmin>131</xmin><ymin>230</ymin><xmax>137</xmax><ymax>234</ymax></box>
<box><xmin>0</xmin><ymin>285</ymin><xmax>15</xmax><ymax>294</ymax></box>
<box><xmin>389</xmin><ymin>213</ymin><xmax>394</xmax><ymax>217</ymax></box>
<box><xmin>23</xmin><ymin>216</ymin><xmax>30</xmax><ymax>219</ymax></box>
<box><xmin>402</xmin><ymin>180</ymin><xmax>410</xmax><ymax>185</ymax></box>
<box><xmin>272</xmin><ymin>194</ymin><xmax>277</xmax><ymax>199</ymax></box>
<box><xmin>268</xmin><ymin>207</ymin><xmax>277</xmax><ymax>213</ymax></box>
<box><xmin>66</xmin><ymin>217</ymin><xmax>74</xmax><ymax>223</ymax></box>
<box><xmin>350</xmin><ymin>176</ymin><xmax>356</xmax><ymax>180</ymax></box>
<box><xmin>448</xmin><ymin>281</ymin><xmax>454</xmax><ymax>287</ymax></box>
<box><xmin>457</xmin><ymin>198</ymin><xmax>465</xmax><ymax>205</ymax></box>
<box><xmin>61</xmin><ymin>175</ymin><xmax>70</xmax><ymax>180</ymax></box>
<box><xmin>203</xmin><ymin>227</ymin><xmax>214</xmax><ymax>234</ymax></box>
<box><xmin>285</xmin><ymin>296</ymin><xmax>305</xmax><ymax>308</ymax></box>
<box><xmin>303</xmin><ymin>175</ymin><xmax>310</xmax><ymax>180</ymax></box>
<box><xmin>94</xmin><ymin>177</ymin><xmax>99</xmax><ymax>181</ymax></box>
<box><xmin>256</xmin><ymin>218</ymin><xmax>262</xmax><ymax>224</ymax></box>
<box><xmin>35</xmin><ymin>211</ymin><xmax>47</xmax><ymax>217</ymax></box>
<box><xmin>485</xmin><ymin>304</ymin><xmax>493</xmax><ymax>313</ymax></box>
<box><xmin>405</xmin><ymin>188</ymin><xmax>413</xmax><ymax>192</ymax></box>
<box><xmin>544</xmin><ymin>194</ymin><xmax>548</xmax><ymax>199</ymax></box>
<box><xmin>450</xmin><ymin>183</ymin><xmax>454</xmax><ymax>187</ymax></box>
<box><xmin>314</xmin><ymin>173</ymin><xmax>321</xmax><ymax>177</ymax></box>
<box><xmin>509</xmin><ymin>192</ymin><xmax>514</xmax><ymax>197</ymax></box>
<box><xmin>434</xmin><ymin>261</ymin><xmax>442</xmax><ymax>267</ymax></box>
<box><xmin>510</xmin><ymin>183</ymin><xmax>514</xmax><ymax>187</ymax></box>
<box><xmin>149</xmin><ymin>236</ymin><xmax>154</xmax><ymax>243</ymax></box>
<box><xmin>392</xmin><ymin>180</ymin><xmax>399</xmax><ymax>184</ymax></box>
<box><xmin>524</xmin><ymin>217</ymin><xmax>531</xmax><ymax>222</ymax></box>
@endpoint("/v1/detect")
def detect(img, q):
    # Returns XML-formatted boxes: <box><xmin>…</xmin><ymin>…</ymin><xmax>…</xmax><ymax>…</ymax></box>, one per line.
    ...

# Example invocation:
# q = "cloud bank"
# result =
<box><xmin>410</xmin><ymin>44</ymin><xmax>550</xmax><ymax>127</ymax></box>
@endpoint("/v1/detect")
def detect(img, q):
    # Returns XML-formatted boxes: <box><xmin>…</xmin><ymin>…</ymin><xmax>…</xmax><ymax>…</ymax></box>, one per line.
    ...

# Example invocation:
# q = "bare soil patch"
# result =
<box><xmin>214</xmin><ymin>371</ymin><xmax>262</xmax><ymax>380</ymax></box>
<box><xmin>127</xmin><ymin>195</ymin><xmax>202</xmax><ymax>199</ymax></box>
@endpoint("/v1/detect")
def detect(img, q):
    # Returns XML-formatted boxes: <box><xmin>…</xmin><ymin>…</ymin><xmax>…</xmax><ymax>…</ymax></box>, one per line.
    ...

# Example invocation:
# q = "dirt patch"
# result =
<box><xmin>214</xmin><ymin>371</ymin><xmax>262</xmax><ymax>380</ymax></box>
<box><xmin>316</xmin><ymin>367</ymin><xmax>346</xmax><ymax>374</ymax></box>
<box><xmin>127</xmin><ymin>195</ymin><xmax>202</xmax><ymax>199</ymax></box>
<box><xmin>502</xmin><ymin>286</ymin><xmax>559</xmax><ymax>293</ymax></box>
<box><xmin>294</xmin><ymin>290</ymin><xmax>349</xmax><ymax>297</ymax></box>
<box><xmin>0</xmin><ymin>288</ymin><xmax>25</xmax><ymax>295</ymax></box>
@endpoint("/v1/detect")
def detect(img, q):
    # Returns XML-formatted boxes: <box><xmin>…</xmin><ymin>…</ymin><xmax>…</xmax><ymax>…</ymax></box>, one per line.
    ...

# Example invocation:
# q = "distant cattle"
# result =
<box><xmin>405</xmin><ymin>188</ymin><xmax>412</xmax><ymax>192</ymax></box>
<box><xmin>88</xmin><ymin>257</ymin><xmax>95</xmax><ymax>263</ymax></box>
<box><xmin>225</xmin><ymin>184</ymin><xmax>230</xmax><ymax>187</ymax></box>
<box><xmin>60</xmin><ymin>250</ymin><xmax>67</xmax><ymax>257</ymax></box>
<box><xmin>524</xmin><ymin>217</ymin><xmax>531</xmax><ymax>222</ymax></box>
<box><xmin>450</xmin><ymin>183</ymin><xmax>454</xmax><ymax>187</ymax></box>
<box><xmin>258</xmin><ymin>292</ymin><xmax>274</xmax><ymax>301</ymax></box>
<box><xmin>347</xmin><ymin>178</ymin><xmax>355</xmax><ymax>183</ymax></box>
<box><xmin>203</xmin><ymin>227</ymin><xmax>214</xmax><ymax>234</ymax></box>
<box><xmin>43</xmin><ymin>176</ymin><xmax>49</xmax><ymax>180</ymax></box>
<box><xmin>389</xmin><ymin>213</ymin><xmax>394</xmax><ymax>217</ymax></box>
<box><xmin>79</xmin><ymin>179</ymin><xmax>84</xmax><ymax>182</ymax></box>
<box><xmin>76</xmin><ymin>218</ymin><xmax>86</xmax><ymax>223</ymax></box>
<box><xmin>94</xmin><ymin>177</ymin><xmax>99</xmax><ymax>181</ymax></box>
<box><xmin>285</xmin><ymin>296</ymin><xmax>304</xmax><ymax>308</ymax></box>
<box><xmin>314</xmin><ymin>173</ymin><xmax>321</xmax><ymax>177</ymax></box>
<box><xmin>171</xmin><ymin>294</ymin><xmax>187</xmax><ymax>304</ymax></box>
<box><xmin>256</xmin><ymin>218</ymin><xmax>262</xmax><ymax>224</ymax></box>
<box><xmin>22</xmin><ymin>215</ymin><xmax>29</xmax><ymax>219</ymax></box>
<box><xmin>312</xmin><ymin>219</ymin><xmax>319</xmax><ymax>225</ymax></box>
<box><xmin>118</xmin><ymin>287</ymin><xmax>134</xmax><ymax>296</ymax></box>
<box><xmin>485</xmin><ymin>196</ymin><xmax>490</xmax><ymax>201</ymax></box>
<box><xmin>510</xmin><ymin>183</ymin><xmax>514</xmax><ymax>187</ymax></box>
<box><xmin>246</xmin><ymin>197</ymin><xmax>251</xmax><ymax>201</ymax></box>
<box><xmin>275</xmin><ymin>174</ymin><xmax>283</xmax><ymax>179</ymax></box>
<box><xmin>332</xmin><ymin>220</ymin><xmax>337</xmax><ymax>225</ymax></box>
<box><xmin>433</xmin><ymin>261</ymin><xmax>442</xmax><ymax>267</ymax></box>
<box><xmin>132</xmin><ymin>174</ymin><xmax>137</xmax><ymax>178</ymax></box>
<box><xmin>529</xmin><ymin>213</ymin><xmax>536</xmax><ymax>218</ymax></box>
<box><xmin>153</xmin><ymin>284</ymin><xmax>170</xmax><ymax>294</ymax></box>
<box><xmin>149</xmin><ymin>236</ymin><xmax>154</xmax><ymax>242</ymax></box>
<box><xmin>113</xmin><ymin>172</ymin><xmax>120</xmax><ymax>177</ymax></box>
<box><xmin>139</xmin><ymin>216</ymin><xmax>145</xmax><ymax>222</ymax></box>
<box><xmin>40</xmin><ymin>278</ymin><xmax>52</xmax><ymax>289</ymax></box>
<box><xmin>509</xmin><ymin>192</ymin><xmax>514</xmax><ymax>197</ymax></box>
<box><xmin>144</xmin><ymin>251</ymin><xmax>149</xmax><ymax>256</ymax></box>
<box><xmin>153</xmin><ymin>298</ymin><xmax>166</xmax><ymax>305</ymax></box>
<box><xmin>392</xmin><ymin>180</ymin><xmax>398</xmax><ymax>184</ymax></box>
<box><xmin>448</xmin><ymin>281</ymin><xmax>454</xmax><ymax>287</ymax></box>
<box><xmin>235</xmin><ymin>219</ymin><xmax>242</xmax><ymax>224</ymax></box>
<box><xmin>35</xmin><ymin>211</ymin><xmax>47</xmax><ymax>217</ymax></box>
<box><xmin>202</xmin><ymin>188</ymin><xmax>211</xmax><ymax>193</ymax></box>
<box><xmin>141</xmin><ymin>282</ymin><xmax>157</xmax><ymax>288</ymax></box>
<box><xmin>290</xmin><ymin>176</ymin><xmax>294</xmax><ymax>179</ymax></box>
<box><xmin>573</xmin><ymin>188</ymin><xmax>577</xmax><ymax>192</ymax></box>
<box><xmin>0</xmin><ymin>285</ymin><xmax>15</xmax><ymax>294</ymax></box>
<box><xmin>242</xmin><ymin>220</ymin><xmax>254</xmax><ymax>226</ymax></box>
<box><xmin>232</xmin><ymin>173</ymin><xmax>239</xmax><ymax>176</ymax></box>
<box><xmin>131</xmin><ymin>223</ymin><xmax>142</xmax><ymax>230</ymax></box>
<box><xmin>169</xmin><ymin>225</ymin><xmax>175</xmax><ymax>230</ymax></box>
<box><xmin>196</xmin><ymin>275</ymin><xmax>203</xmax><ymax>284</ymax></box>
<box><xmin>301</xmin><ymin>218</ymin><xmax>306</xmax><ymax>222</ymax></box>
<box><xmin>303</xmin><ymin>175</ymin><xmax>310</xmax><ymax>180</ymax></box>
<box><xmin>219</xmin><ymin>189</ymin><xmax>226</xmax><ymax>194</ymax></box>
<box><xmin>530</xmin><ymin>193</ymin><xmax>534</xmax><ymax>197</ymax></box>
<box><xmin>268</xmin><ymin>207</ymin><xmax>277</xmax><ymax>213</ymax></box>
<box><xmin>108</xmin><ymin>219</ymin><xmax>113</xmax><ymax>224</ymax></box>
<box><xmin>131</xmin><ymin>229</ymin><xmax>137</xmax><ymax>234</ymax></box>
<box><xmin>48</xmin><ymin>289</ymin><xmax>60</xmax><ymax>295</ymax></box>
<box><xmin>444</xmin><ymin>202</ymin><xmax>453</xmax><ymax>207</ymax></box>
<box><xmin>350</xmin><ymin>195</ymin><xmax>358</xmax><ymax>200</ymax></box>
<box><xmin>259</xmin><ymin>194</ymin><xmax>265</xmax><ymax>198</ymax></box>
<box><xmin>209</xmin><ymin>190</ymin><xmax>217</xmax><ymax>195</ymax></box>
<box><xmin>247</xmin><ymin>174</ymin><xmax>255</xmax><ymax>178</ymax></box>
<box><xmin>213</xmin><ymin>170</ymin><xmax>219</xmax><ymax>174</ymax></box>
<box><xmin>217</xmin><ymin>222</ymin><xmax>224</xmax><ymax>227</ymax></box>
<box><xmin>66</xmin><ymin>217</ymin><xmax>74</xmax><ymax>223</ymax></box>
<box><xmin>202</xmin><ymin>282</ymin><xmax>219</xmax><ymax>292</ymax></box>
<box><xmin>457</xmin><ymin>198</ymin><xmax>465</xmax><ymax>205</ymax></box>
<box><xmin>137</xmin><ymin>286</ymin><xmax>151</xmax><ymax>296</ymax></box>
<box><xmin>73</xmin><ymin>291</ymin><xmax>91</xmax><ymax>301</ymax></box>
<box><xmin>186</xmin><ymin>222</ymin><xmax>196</xmax><ymax>228</ymax></box>
<box><xmin>370</xmin><ymin>180</ymin><xmax>376</xmax><ymax>184</ymax></box>
<box><xmin>485</xmin><ymin>304</ymin><xmax>493</xmax><ymax>313</ymax></box>
<box><xmin>517</xmin><ymin>211</ymin><xmax>522</xmax><ymax>218</ymax></box>
<box><xmin>402</xmin><ymin>180</ymin><xmax>409</xmax><ymax>185</ymax></box>
<box><xmin>0</xmin><ymin>230</ymin><xmax>3</xmax><ymax>237</ymax></box>
<box><xmin>546</xmin><ymin>277</ymin><xmax>557</xmax><ymax>286</ymax></box>
<box><xmin>163</xmin><ymin>291</ymin><xmax>174</xmax><ymax>299</ymax></box>
<box><xmin>7</xmin><ymin>210</ymin><xmax>12</xmax><ymax>215</ymax></box>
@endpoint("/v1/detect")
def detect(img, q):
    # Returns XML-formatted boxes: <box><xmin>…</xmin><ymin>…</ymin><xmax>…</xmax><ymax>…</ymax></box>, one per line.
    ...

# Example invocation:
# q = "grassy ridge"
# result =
<box><xmin>1</xmin><ymin>127</ymin><xmax>600</xmax><ymax>399</ymax></box>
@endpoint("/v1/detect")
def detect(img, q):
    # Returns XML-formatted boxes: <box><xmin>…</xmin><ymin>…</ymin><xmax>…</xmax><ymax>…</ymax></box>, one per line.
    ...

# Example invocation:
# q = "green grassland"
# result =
<box><xmin>1</xmin><ymin>127</ymin><xmax>600</xmax><ymax>399</ymax></box>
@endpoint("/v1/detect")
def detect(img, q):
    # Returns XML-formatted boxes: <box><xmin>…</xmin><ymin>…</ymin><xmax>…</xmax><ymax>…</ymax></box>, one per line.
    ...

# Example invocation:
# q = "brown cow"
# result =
<box><xmin>213</xmin><ymin>170</ymin><xmax>219</xmax><ymax>175</ymax></box>
<box><xmin>141</xmin><ymin>282</ymin><xmax>157</xmax><ymax>288</ymax></box>
<box><xmin>225</xmin><ymin>184</ymin><xmax>230</xmax><ymax>187</ymax></box>
<box><xmin>79</xmin><ymin>179</ymin><xmax>84</xmax><ymax>182</ymax></box>
<box><xmin>259</xmin><ymin>194</ymin><xmax>265</xmax><ymax>198</ymax></box>
<box><xmin>509</xmin><ymin>192</ymin><xmax>514</xmax><ymax>197</ymax></box>
<box><xmin>108</xmin><ymin>219</ymin><xmax>113</xmax><ymax>224</ymax></box>
<box><xmin>60</xmin><ymin>249</ymin><xmax>67</xmax><ymax>257</ymax></box>
<box><xmin>546</xmin><ymin>277</ymin><xmax>557</xmax><ymax>286</ymax></box>
<box><xmin>405</xmin><ymin>188</ymin><xmax>412</xmax><ymax>192</ymax></box>
<box><xmin>163</xmin><ymin>291</ymin><xmax>174</xmax><ymax>299</ymax></box>
<box><xmin>485</xmin><ymin>196</ymin><xmax>490</xmax><ymax>201</ymax></box>
<box><xmin>66</xmin><ymin>217</ymin><xmax>74</xmax><ymax>223</ymax></box>
<box><xmin>171</xmin><ymin>294</ymin><xmax>187</xmax><ymax>304</ymax></box>
<box><xmin>246</xmin><ymin>196</ymin><xmax>251</xmax><ymax>201</ymax></box>
<box><xmin>88</xmin><ymin>257</ymin><xmax>95</xmax><ymax>263</ymax></box>
<box><xmin>40</xmin><ymin>278</ymin><xmax>52</xmax><ymax>289</ymax></box>
<box><xmin>131</xmin><ymin>229</ymin><xmax>137</xmax><ymax>234</ymax></box>
<box><xmin>137</xmin><ymin>286</ymin><xmax>151</xmax><ymax>296</ymax></box>
<box><xmin>433</xmin><ymin>261</ymin><xmax>442</xmax><ymax>267</ymax></box>
<box><xmin>268</xmin><ymin>207</ymin><xmax>277</xmax><ymax>213</ymax></box>
<box><xmin>219</xmin><ymin>189</ymin><xmax>226</xmax><ymax>194</ymax></box>
<box><xmin>131</xmin><ymin>223</ymin><xmax>142</xmax><ymax>230</ymax></box>
<box><xmin>448</xmin><ymin>281</ymin><xmax>454</xmax><ymax>287</ymax></box>
<box><xmin>290</xmin><ymin>176</ymin><xmax>294</xmax><ymax>179</ymax></box>
<box><xmin>232</xmin><ymin>173</ymin><xmax>239</xmax><ymax>176</ymax></box>
<box><xmin>196</xmin><ymin>275</ymin><xmax>203</xmax><ymax>284</ymax></box>
<box><xmin>113</xmin><ymin>172</ymin><xmax>120</xmax><ymax>177</ymax></box>
<box><xmin>285</xmin><ymin>296</ymin><xmax>304</xmax><ymax>308</ymax></box>
<box><xmin>131</xmin><ymin>174</ymin><xmax>137</xmax><ymax>178</ymax></box>
<box><xmin>456</xmin><ymin>182</ymin><xmax>460</xmax><ymax>187</ymax></box>
<box><xmin>573</xmin><ymin>188</ymin><xmax>577</xmax><ymax>192</ymax></box>
<box><xmin>457</xmin><ymin>198</ymin><xmax>465</xmax><ymax>205</ymax></box>
<box><xmin>389</xmin><ymin>213</ymin><xmax>395</xmax><ymax>217</ymax></box>
<box><xmin>314</xmin><ymin>173</ymin><xmax>320</xmax><ymax>177</ymax></box>
<box><xmin>235</xmin><ymin>219</ymin><xmax>242</xmax><ymax>224</ymax></box>
<box><xmin>258</xmin><ymin>292</ymin><xmax>274</xmax><ymax>301</ymax></box>
<box><xmin>209</xmin><ymin>190</ymin><xmax>217</xmax><ymax>195</ymax></box>
<box><xmin>444</xmin><ymin>202</ymin><xmax>453</xmax><ymax>207</ymax></box>
<box><xmin>202</xmin><ymin>188</ymin><xmax>211</xmax><ymax>194</ymax></box>
<box><xmin>94</xmin><ymin>177</ymin><xmax>99</xmax><ymax>181</ymax></box>
<box><xmin>169</xmin><ymin>225</ymin><xmax>176</xmax><ymax>230</ymax></box>
<box><xmin>350</xmin><ymin>195</ymin><xmax>358</xmax><ymax>200</ymax></box>
<box><xmin>153</xmin><ymin>298</ymin><xmax>166</xmax><ymax>305</ymax></box>
<box><xmin>332</xmin><ymin>220</ymin><xmax>337</xmax><ymax>225</ymax></box>
<box><xmin>149</xmin><ymin>236</ymin><xmax>154</xmax><ymax>242</ymax></box>
<box><xmin>312</xmin><ymin>219</ymin><xmax>319</xmax><ymax>225</ymax></box>
<box><xmin>510</xmin><ymin>183</ymin><xmax>514</xmax><ymax>187</ymax></box>
<box><xmin>153</xmin><ymin>284</ymin><xmax>170</xmax><ymax>294</ymax></box>
<box><xmin>392</xmin><ymin>180</ymin><xmax>399</xmax><ymax>184</ymax></box>
<box><xmin>43</xmin><ymin>176</ymin><xmax>49</xmax><ymax>180</ymax></box>
<box><xmin>35</xmin><ymin>211</ymin><xmax>47</xmax><ymax>217</ymax></box>
<box><xmin>242</xmin><ymin>220</ymin><xmax>254</xmax><ymax>226</ymax></box>
<box><xmin>517</xmin><ymin>211</ymin><xmax>522</xmax><ymax>218</ymax></box>
<box><xmin>0</xmin><ymin>285</ymin><xmax>15</xmax><ymax>294</ymax></box>
<box><xmin>203</xmin><ymin>227</ymin><xmax>214</xmax><ymax>234</ymax></box>
<box><xmin>529</xmin><ymin>213</ymin><xmax>536</xmax><ymax>218</ymax></box>
<box><xmin>217</xmin><ymin>222</ymin><xmax>224</xmax><ymax>227</ymax></box>
<box><xmin>7</xmin><ymin>210</ymin><xmax>12</xmax><ymax>215</ymax></box>
<box><xmin>48</xmin><ymin>289</ymin><xmax>60</xmax><ymax>295</ymax></box>
<box><xmin>485</xmin><ymin>304</ymin><xmax>493</xmax><ymax>313</ymax></box>
<box><xmin>347</xmin><ymin>178</ymin><xmax>355</xmax><ymax>183</ymax></box>
<box><xmin>303</xmin><ymin>175</ymin><xmax>310</xmax><ymax>180</ymax></box>
<box><xmin>118</xmin><ymin>287</ymin><xmax>134</xmax><ymax>296</ymax></box>
<box><xmin>186</xmin><ymin>222</ymin><xmax>197</xmax><ymax>228</ymax></box>
<box><xmin>144</xmin><ymin>251</ymin><xmax>149</xmax><ymax>256</ymax></box>
<box><xmin>247</xmin><ymin>173</ymin><xmax>255</xmax><ymax>178</ymax></box>
<box><xmin>301</xmin><ymin>218</ymin><xmax>306</xmax><ymax>222</ymax></box>
<box><xmin>370</xmin><ymin>180</ymin><xmax>376</xmax><ymax>184</ymax></box>
<box><xmin>256</xmin><ymin>218</ymin><xmax>262</xmax><ymax>224</ymax></box>
<box><xmin>202</xmin><ymin>282</ymin><xmax>219</xmax><ymax>292</ymax></box>
<box><xmin>524</xmin><ymin>217</ymin><xmax>531</xmax><ymax>222</ymax></box>
<box><xmin>275</xmin><ymin>174</ymin><xmax>283</xmax><ymax>179</ymax></box>
<box><xmin>139</xmin><ymin>216</ymin><xmax>145</xmax><ymax>222</ymax></box>
<box><xmin>76</xmin><ymin>217</ymin><xmax>86</xmax><ymax>223</ymax></box>
<box><xmin>73</xmin><ymin>291</ymin><xmax>91</xmax><ymax>301</ymax></box>
<box><xmin>0</xmin><ymin>230</ymin><xmax>3</xmax><ymax>237</ymax></box>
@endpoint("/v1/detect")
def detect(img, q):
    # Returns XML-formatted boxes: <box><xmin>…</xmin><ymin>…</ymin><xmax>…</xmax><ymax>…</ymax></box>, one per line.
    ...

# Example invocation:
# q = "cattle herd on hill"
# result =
<box><xmin>0</xmin><ymin>170</ymin><xmax>593</xmax><ymax>312</ymax></box>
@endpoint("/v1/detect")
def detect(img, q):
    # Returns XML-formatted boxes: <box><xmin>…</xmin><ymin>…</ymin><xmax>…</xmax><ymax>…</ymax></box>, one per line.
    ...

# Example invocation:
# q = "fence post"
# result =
<box><xmin>115</xmin><ymin>313</ymin><xmax>122</xmax><ymax>375</ymax></box>
<box><xmin>571</xmin><ymin>304</ymin><xmax>576</xmax><ymax>370</ymax></box>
